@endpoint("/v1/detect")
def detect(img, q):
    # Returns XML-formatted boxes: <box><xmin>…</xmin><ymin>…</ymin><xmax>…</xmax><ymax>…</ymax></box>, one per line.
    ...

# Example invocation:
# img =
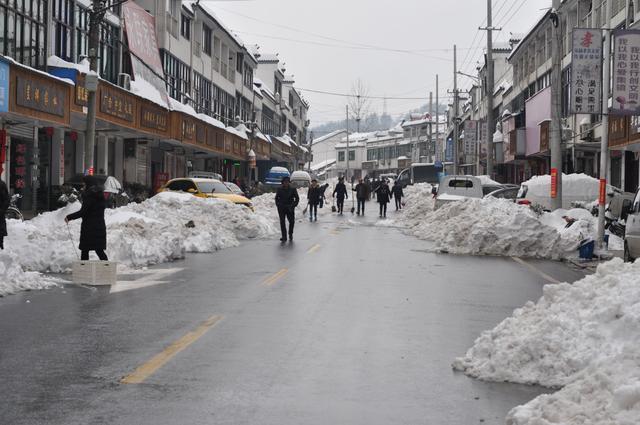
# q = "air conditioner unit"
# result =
<box><xmin>579</xmin><ymin>123</ymin><xmax>593</xmax><ymax>140</ymax></box>
<box><xmin>117</xmin><ymin>73</ymin><xmax>131</xmax><ymax>91</ymax></box>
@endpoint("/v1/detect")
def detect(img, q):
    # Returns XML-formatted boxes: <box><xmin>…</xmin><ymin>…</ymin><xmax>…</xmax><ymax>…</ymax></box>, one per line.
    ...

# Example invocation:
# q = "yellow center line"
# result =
<box><xmin>263</xmin><ymin>268</ymin><xmax>289</xmax><ymax>286</ymax></box>
<box><xmin>511</xmin><ymin>257</ymin><xmax>561</xmax><ymax>284</ymax></box>
<box><xmin>307</xmin><ymin>244</ymin><xmax>321</xmax><ymax>254</ymax></box>
<box><xmin>121</xmin><ymin>315</ymin><xmax>224</xmax><ymax>385</ymax></box>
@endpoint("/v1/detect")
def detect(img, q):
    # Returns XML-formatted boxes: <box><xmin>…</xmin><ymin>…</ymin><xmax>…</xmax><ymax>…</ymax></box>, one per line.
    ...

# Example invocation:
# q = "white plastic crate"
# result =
<box><xmin>72</xmin><ymin>261</ymin><xmax>118</xmax><ymax>286</ymax></box>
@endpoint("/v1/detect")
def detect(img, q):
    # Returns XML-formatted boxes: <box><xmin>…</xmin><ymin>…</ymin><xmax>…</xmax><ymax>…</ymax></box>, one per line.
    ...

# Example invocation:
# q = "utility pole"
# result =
<box><xmin>597</xmin><ymin>0</ymin><xmax>613</xmax><ymax>246</ymax></box>
<box><xmin>453</xmin><ymin>45</ymin><xmax>459</xmax><ymax>175</ymax></box>
<box><xmin>428</xmin><ymin>91</ymin><xmax>433</xmax><ymax>163</ymax></box>
<box><xmin>550</xmin><ymin>0</ymin><xmax>563</xmax><ymax>210</ymax></box>
<box><xmin>308</xmin><ymin>131</ymin><xmax>314</xmax><ymax>173</ymax></box>
<box><xmin>85</xmin><ymin>0</ymin><xmax>106</xmax><ymax>175</ymax></box>
<box><xmin>346</xmin><ymin>105</ymin><xmax>350</xmax><ymax>184</ymax></box>
<box><xmin>484</xmin><ymin>0</ymin><xmax>495</xmax><ymax>178</ymax></box>
<box><xmin>435</xmin><ymin>74</ymin><xmax>439</xmax><ymax>163</ymax></box>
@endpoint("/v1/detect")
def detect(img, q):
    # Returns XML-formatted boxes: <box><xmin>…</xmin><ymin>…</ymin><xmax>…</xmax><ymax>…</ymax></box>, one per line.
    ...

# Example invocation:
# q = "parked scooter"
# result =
<box><xmin>5</xmin><ymin>194</ymin><xmax>23</xmax><ymax>221</ymax></box>
<box><xmin>57</xmin><ymin>186</ymin><xmax>81</xmax><ymax>207</ymax></box>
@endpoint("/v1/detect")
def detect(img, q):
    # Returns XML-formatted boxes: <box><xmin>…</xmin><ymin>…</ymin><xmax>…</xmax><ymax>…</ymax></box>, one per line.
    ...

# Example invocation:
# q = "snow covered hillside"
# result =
<box><xmin>1</xmin><ymin>192</ymin><xmax>277</xmax><ymax>296</ymax></box>
<box><xmin>452</xmin><ymin>258</ymin><xmax>640</xmax><ymax>425</ymax></box>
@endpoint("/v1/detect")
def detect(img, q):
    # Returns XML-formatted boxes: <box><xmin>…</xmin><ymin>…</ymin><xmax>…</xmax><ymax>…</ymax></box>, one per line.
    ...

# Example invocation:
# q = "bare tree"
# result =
<box><xmin>348</xmin><ymin>79</ymin><xmax>371</xmax><ymax>133</ymax></box>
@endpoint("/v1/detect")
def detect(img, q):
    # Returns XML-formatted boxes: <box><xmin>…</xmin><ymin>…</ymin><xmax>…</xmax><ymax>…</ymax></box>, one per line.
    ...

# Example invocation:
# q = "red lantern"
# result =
<box><xmin>45</xmin><ymin>127</ymin><xmax>54</xmax><ymax>138</ymax></box>
<box><xmin>70</xmin><ymin>131</ymin><xmax>78</xmax><ymax>142</ymax></box>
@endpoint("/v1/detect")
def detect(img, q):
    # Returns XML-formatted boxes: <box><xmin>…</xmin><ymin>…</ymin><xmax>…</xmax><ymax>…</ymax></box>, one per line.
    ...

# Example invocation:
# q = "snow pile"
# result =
<box><xmin>6</xmin><ymin>192</ymin><xmax>277</xmax><ymax>274</ymax></box>
<box><xmin>399</xmin><ymin>184</ymin><xmax>579</xmax><ymax>259</ymax></box>
<box><xmin>524</xmin><ymin>173</ymin><xmax>600</xmax><ymax>201</ymax></box>
<box><xmin>0</xmin><ymin>251</ymin><xmax>58</xmax><ymax>296</ymax></box>
<box><xmin>451</xmin><ymin>258</ymin><xmax>640</xmax><ymax>425</ymax></box>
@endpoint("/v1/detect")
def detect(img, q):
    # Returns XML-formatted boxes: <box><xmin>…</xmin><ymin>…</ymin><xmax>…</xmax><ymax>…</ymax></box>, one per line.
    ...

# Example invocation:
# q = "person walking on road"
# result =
<box><xmin>333</xmin><ymin>177</ymin><xmax>348</xmax><ymax>215</ymax></box>
<box><xmin>307</xmin><ymin>179</ymin><xmax>322</xmax><ymax>222</ymax></box>
<box><xmin>64</xmin><ymin>175</ymin><xmax>108</xmax><ymax>260</ymax></box>
<box><xmin>0</xmin><ymin>179</ymin><xmax>9</xmax><ymax>250</ymax></box>
<box><xmin>353</xmin><ymin>178</ymin><xmax>369</xmax><ymax>216</ymax></box>
<box><xmin>275</xmin><ymin>176</ymin><xmax>300</xmax><ymax>242</ymax></box>
<box><xmin>376</xmin><ymin>179</ymin><xmax>391</xmax><ymax>218</ymax></box>
<box><xmin>319</xmin><ymin>183</ymin><xmax>329</xmax><ymax>208</ymax></box>
<box><xmin>392</xmin><ymin>181</ymin><xmax>405</xmax><ymax>211</ymax></box>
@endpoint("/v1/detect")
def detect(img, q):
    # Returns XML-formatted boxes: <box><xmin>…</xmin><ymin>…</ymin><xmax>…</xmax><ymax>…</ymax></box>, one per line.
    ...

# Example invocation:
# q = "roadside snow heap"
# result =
<box><xmin>2</xmin><ymin>192</ymin><xmax>276</xmax><ymax>295</ymax></box>
<box><xmin>452</xmin><ymin>258</ymin><xmax>640</xmax><ymax>425</ymax></box>
<box><xmin>399</xmin><ymin>184</ymin><xmax>589</xmax><ymax>259</ymax></box>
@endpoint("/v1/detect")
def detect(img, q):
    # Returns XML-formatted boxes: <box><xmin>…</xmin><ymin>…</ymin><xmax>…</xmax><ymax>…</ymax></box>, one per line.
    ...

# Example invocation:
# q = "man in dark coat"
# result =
<box><xmin>65</xmin><ymin>176</ymin><xmax>108</xmax><ymax>260</ymax></box>
<box><xmin>275</xmin><ymin>176</ymin><xmax>299</xmax><ymax>242</ymax></box>
<box><xmin>0</xmin><ymin>179</ymin><xmax>9</xmax><ymax>249</ymax></box>
<box><xmin>307</xmin><ymin>179</ymin><xmax>322</xmax><ymax>222</ymax></box>
<box><xmin>353</xmin><ymin>178</ymin><xmax>369</xmax><ymax>216</ymax></box>
<box><xmin>319</xmin><ymin>183</ymin><xmax>329</xmax><ymax>208</ymax></box>
<box><xmin>332</xmin><ymin>177</ymin><xmax>348</xmax><ymax>215</ymax></box>
<box><xmin>375</xmin><ymin>180</ymin><xmax>392</xmax><ymax>218</ymax></box>
<box><xmin>392</xmin><ymin>181</ymin><xmax>405</xmax><ymax>211</ymax></box>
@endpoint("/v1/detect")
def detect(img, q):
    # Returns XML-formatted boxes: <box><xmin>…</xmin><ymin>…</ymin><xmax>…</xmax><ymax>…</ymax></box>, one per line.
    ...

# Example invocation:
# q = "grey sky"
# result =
<box><xmin>207</xmin><ymin>0</ymin><xmax>552</xmax><ymax>126</ymax></box>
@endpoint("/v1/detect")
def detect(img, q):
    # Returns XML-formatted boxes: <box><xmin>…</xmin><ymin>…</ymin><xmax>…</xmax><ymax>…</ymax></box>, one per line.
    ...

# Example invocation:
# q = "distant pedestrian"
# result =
<box><xmin>353</xmin><ymin>178</ymin><xmax>369</xmax><ymax>216</ymax></box>
<box><xmin>392</xmin><ymin>181</ymin><xmax>404</xmax><ymax>211</ymax></box>
<box><xmin>307</xmin><ymin>179</ymin><xmax>322</xmax><ymax>221</ymax></box>
<box><xmin>372</xmin><ymin>178</ymin><xmax>380</xmax><ymax>200</ymax></box>
<box><xmin>376</xmin><ymin>180</ymin><xmax>391</xmax><ymax>218</ymax></box>
<box><xmin>333</xmin><ymin>177</ymin><xmax>348</xmax><ymax>214</ymax></box>
<box><xmin>275</xmin><ymin>176</ymin><xmax>299</xmax><ymax>242</ymax></box>
<box><xmin>319</xmin><ymin>183</ymin><xmax>329</xmax><ymax>208</ymax></box>
<box><xmin>65</xmin><ymin>176</ymin><xmax>108</xmax><ymax>260</ymax></box>
<box><xmin>0</xmin><ymin>179</ymin><xmax>9</xmax><ymax>250</ymax></box>
<box><xmin>364</xmin><ymin>176</ymin><xmax>372</xmax><ymax>201</ymax></box>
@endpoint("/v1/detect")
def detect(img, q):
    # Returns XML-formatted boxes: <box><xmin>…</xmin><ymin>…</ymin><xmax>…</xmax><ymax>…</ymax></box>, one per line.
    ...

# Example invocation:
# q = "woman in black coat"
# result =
<box><xmin>0</xmin><ymin>179</ymin><xmax>9</xmax><ymax>249</ymax></box>
<box><xmin>65</xmin><ymin>176</ymin><xmax>108</xmax><ymax>261</ymax></box>
<box><xmin>376</xmin><ymin>181</ymin><xmax>392</xmax><ymax>218</ymax></box>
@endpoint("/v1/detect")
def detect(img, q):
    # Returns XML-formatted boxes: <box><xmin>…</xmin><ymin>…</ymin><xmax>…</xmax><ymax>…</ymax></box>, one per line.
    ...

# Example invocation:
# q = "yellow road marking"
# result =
<box><xmin>330</xmin><ymin>229</ymin><xmax>341</xmax><ymax>235</ymax></box>
<box><xmin>511</xmin><ymin>257</ymin><xmax>561</xmax><ymax>284</ymax></box>
<box><xmin>121</xmin><ymin>315</ymin><xmax>223</xmax><ymax>384</ymax></box>
<box><xmin>307</xmin><ymin>244</ymin><xmax>321</xmax><ymax>254</ymax></box>
<box><xmin>263</xmin><ymin>268</ymin><xmax>289</xmax><ymax>286</ymax></box>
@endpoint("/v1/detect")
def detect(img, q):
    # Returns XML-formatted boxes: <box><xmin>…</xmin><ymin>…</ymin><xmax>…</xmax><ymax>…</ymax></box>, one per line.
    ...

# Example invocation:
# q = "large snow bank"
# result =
<box><xmin>399</xmin><ymin>184</ymin><xmax>584</xmax><ymax>259</ymax></box>
<box><xmin>452</xmin><ymin>258</ymin><xmax>640</xmax><ymax>425</ymax></box>
<box><xmin>6</xmin><ymin>192</ymin><xmax>276</xmax><ymax>275</ymax></box>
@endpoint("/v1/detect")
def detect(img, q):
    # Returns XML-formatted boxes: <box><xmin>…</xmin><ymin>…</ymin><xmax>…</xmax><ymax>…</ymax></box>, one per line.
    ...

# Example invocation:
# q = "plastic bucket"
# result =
<box><xmin>579</xmin><ymin>240</ymin><xmax>595</xmax><ymax>259</ymax></box>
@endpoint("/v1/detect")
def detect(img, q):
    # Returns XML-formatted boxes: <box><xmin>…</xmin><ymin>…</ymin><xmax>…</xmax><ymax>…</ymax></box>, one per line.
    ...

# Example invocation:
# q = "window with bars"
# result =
<box><xmin>180</xmin><ymin>14</ymin><xmax>190</xmax><ymax>40</ymax></box>
<box><xmin>0</xmin><ymin>0</ymin><xmax>48</xmax><ymax>69</ymax></box>
<box><xmin>193</xmin><ymin>72</ymin><xmax>212</xmax><ymax>115</ymax></box>
<box><xmin>262</xmin><ymin>105</ymin><xmax>277</xmax><ymax>136</ymax></box>
<box><xmin>161</xmin><ymin>49</ymin><xmax>192</xmax><ymax>104</ymax></box>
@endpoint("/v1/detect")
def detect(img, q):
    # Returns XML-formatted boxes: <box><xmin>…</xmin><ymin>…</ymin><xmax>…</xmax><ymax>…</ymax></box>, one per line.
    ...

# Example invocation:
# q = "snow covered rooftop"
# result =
<box><xmin>312</xmin><ymin>129</ymin><xmax>347</xmax><ymax>145</ymax></box>
<box><xmin>311</xmin><ymin>158</ymin><xmax>337</xmax><ymax>171</ymax></box>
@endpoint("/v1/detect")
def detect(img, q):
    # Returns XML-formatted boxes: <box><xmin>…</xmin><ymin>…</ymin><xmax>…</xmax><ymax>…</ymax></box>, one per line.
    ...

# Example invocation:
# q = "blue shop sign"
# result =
<box><xmin>0</xmin><ymin>60</ymin><xmax>9</xmax><ymax>113</ymax></box>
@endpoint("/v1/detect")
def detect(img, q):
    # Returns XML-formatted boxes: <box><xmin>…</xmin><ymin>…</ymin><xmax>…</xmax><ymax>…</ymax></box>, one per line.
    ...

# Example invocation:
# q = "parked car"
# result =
<box><xmin>484</xmin><ymin>186</ymin><xmax>520</xmax><ymax>201</ymax></box>
<box><xmin>265</xmin><ymin>167</ymin><xmax>290</xmax><ymax>187</ymax></box>
<box><xmin>434</xmin><ymin>176</ymin><xmax>483</xmax><ymax>209</ymax></box>
<box><xmin>290</xmin><ymin>170</ymin><xmax>312</xmax><ymax>188</ymax></box>
<box><xmin>397</xmin><ymin>163</ymin><xmax>446</xmax><ymax>187</ymax></box>
<box><xmin>66</xmin><ymin>174</ymin><xmax>129</xmax><ymax>208</ymax></box>
<box><xmin>623</xmin><ymin>189</ymin><xmax>640</xmax><ymax>262</ymax></box>
<box><xmin>159</xmin><ymin>178</ymin><xmax>253</xmax><ymax>210</ymax></box>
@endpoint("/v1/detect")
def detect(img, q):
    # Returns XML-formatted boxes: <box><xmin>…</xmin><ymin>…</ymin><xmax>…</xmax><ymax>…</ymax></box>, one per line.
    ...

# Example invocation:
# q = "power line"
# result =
<box><xmin>298</xmin><ymin>87</ymin><xmax>456</xmax><ymax>100</ymax></box>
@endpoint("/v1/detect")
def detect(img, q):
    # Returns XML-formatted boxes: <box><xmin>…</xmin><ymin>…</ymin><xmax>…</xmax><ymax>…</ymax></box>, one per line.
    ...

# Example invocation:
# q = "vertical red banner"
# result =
<box><xmin>550</xmin><ymin>168</ymin><xmax>558</xmax><ymax>198</ymax></box>
<box><xmin>599</xmin><ymin>179</ymin><xmax>607</xmax><ymax>205</ymax></box>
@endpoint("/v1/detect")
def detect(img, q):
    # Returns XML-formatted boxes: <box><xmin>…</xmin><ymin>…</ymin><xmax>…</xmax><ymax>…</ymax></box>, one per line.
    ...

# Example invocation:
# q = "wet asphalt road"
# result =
<box><xmin>0</xmin><ymin>208</ymin><xmax>585</xmax><ymax>425</ymax></box>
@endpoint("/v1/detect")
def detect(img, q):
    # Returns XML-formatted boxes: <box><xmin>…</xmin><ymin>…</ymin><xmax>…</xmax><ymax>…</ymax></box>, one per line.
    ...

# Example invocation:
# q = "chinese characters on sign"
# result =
<box><xmin>140</xmin><ymin>105</ymin><xmax>168</xmax><ymax>132</ymax></box>
<box><xmin>182</xmin><ymin>119</ymin><xmax>196</xmax><ymax>141</ymax></box>
<box><xmin>76</xmin><ymin>81</ymin><xmax>89</xmax><ymax>107</ymax></box>
<box><xmin>100</xmin><ymin>87</ymin><xmax>134</xmax><ymax>122</ymax></box>
<box><xmin>16</xmin><ymin>76</ymin><xmax>65</xmax><ymax>117</ymax></box>
<box><xmin>0</xmin><ymin>61</ymin><xmax>8</xmax><ymax>113</ymax></box>
<box><xmin>463</xmin><ymin>120</ymin><xmax>478</xmax><ymax>155</ymax></box>
<box><xmin>612</xmin><ymin>30</ymin><xmax>640</xmax><ymax>114</ymax></box>
<box><xmin>11</xmin><ymin>141</ymin><xmax>28</xmax><ymax>192</ymax></box>
<box><xmin>571</xmin><ymin>28</ymin><xmax>603</xmax><ymax>114</ymax></box>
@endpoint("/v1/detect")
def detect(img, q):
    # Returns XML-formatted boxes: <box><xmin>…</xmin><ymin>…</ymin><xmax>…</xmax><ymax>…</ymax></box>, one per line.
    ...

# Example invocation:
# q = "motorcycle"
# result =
<box><xmin>57</xmin><ymin>186</ymin><xmax>81</xmax><ymax>207</ymax></box>
<box><xmin>6</xmin><ymin>194</ymin><xmax>23</xmax><ymax>221</ymax></box>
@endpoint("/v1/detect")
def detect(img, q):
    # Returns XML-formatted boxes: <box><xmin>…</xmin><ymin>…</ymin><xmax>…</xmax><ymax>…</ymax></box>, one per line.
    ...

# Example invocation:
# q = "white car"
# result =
<box><xmin>290</xmin><ymin>170</ymin><xmax>312</xmax><ymax>188</ymax></box>
<box><xmin>434</xmin><ymin>176</ymin><xmax>483</xmax><ymax>209</ymax></box>
<box><xmin>624</xmin><ymin>189</ymin><xmax>640</xmax><ymax>262</ymax></box>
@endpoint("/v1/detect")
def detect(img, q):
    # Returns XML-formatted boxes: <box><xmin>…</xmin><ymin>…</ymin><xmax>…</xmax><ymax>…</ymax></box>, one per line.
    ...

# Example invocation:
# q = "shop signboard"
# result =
<box><xmin>612</xmin><ymin>29</ymin><xmax>640</xmax><ymax>114</ymax></box>
<box><xmin>571</xmin><ymin>28</ymin><xmax>603</xmax><ymax>114</ymax></box>
<box><xmin>140</xmin><ymin>104</ymin><xmax>168</xmax><ymax>132</ymax></box>
<box><xmin>0</xmin><ymin>60</ymin><xmax>8</xmax><ymax>113</ymax></box>
<box><xmin>100</xmin><ymin>86</ymin><xmax>134</xmax><ymax>122</ymax></box>
<box><xmin>16</xmin><ymin>76</ymin><xmax>65</xmax><ymax>117</ymax></box>
<box><xmin>122</xmin><ymin>1</ymin><xmax>169</xmax><ymax>106</ymax></box>
<box><xmin>463</xmin><ymin>120</ymin><xmax>478</xmax><ymax>155</ymax></box>
<box><xmin>10</xmin><ymin>140</ymin><xmax>29</xmax><ymax>192</ymax></box>
<box><xmin>445</xmin><ymin>138</ymin><xmax>454</xmax><ymax>162</ymax></box>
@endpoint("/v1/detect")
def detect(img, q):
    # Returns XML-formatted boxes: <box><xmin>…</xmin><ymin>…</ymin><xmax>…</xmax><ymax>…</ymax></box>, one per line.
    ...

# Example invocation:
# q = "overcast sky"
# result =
<box><xmin>206</xmin><ymin>0</ymin><xmax>551</xmax><ymax>127</ymax></box>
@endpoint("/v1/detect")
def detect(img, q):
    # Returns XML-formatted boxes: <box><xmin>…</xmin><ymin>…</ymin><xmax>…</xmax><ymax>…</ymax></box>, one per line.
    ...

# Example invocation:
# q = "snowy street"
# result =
<box><xmin>0</xmin><ymin>208</ymin><xmax>585</xmax><ymax>425</ymax></box>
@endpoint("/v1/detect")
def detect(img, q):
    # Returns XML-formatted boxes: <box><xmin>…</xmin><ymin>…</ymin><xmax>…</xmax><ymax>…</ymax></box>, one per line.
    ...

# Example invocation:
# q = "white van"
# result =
<box><xmin>435</xmin><ymin>176</ymin><xmax>483</xmax><ymax>209</ymax></box>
